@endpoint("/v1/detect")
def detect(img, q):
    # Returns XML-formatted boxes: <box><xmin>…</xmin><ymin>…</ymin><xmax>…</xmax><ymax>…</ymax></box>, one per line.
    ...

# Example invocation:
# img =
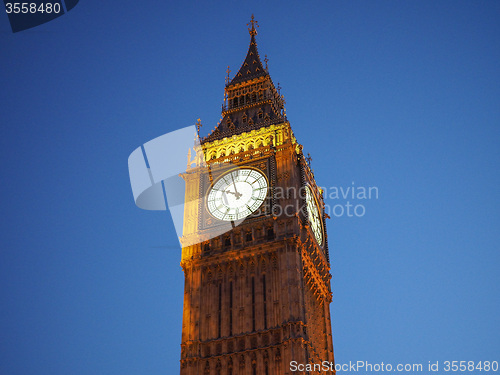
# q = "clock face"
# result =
<box><xmin>305</xmin><ymin>186</ymin><xmax>323</xmax><ymax>246</ymax></box>
<box><xmin>207</xmin><ymin>168</ymin><xmax>268</xmax><ymax>221</ymax></box>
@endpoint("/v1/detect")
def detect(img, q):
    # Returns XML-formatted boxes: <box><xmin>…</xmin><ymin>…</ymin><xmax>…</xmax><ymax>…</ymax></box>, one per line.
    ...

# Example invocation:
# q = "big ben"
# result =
<box><xmin>179</xmin><ymin>17</ymin><xmax>334</xmax><ymax>375</ymax></box>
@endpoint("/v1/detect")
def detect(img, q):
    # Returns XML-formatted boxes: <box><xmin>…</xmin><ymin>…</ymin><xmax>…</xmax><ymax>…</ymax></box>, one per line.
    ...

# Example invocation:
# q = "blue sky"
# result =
<box><xmin>1</xmin><ymin>1</ymin><xmax>499</xmax><ymax>374</ymax></box>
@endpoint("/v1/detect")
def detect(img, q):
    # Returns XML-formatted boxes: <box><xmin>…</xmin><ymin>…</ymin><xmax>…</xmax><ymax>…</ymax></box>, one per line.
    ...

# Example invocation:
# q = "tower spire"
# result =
<box><xmin>203</xmin><ymin>17</ymin><xmax>287</xmax><ymax>143</ymax></box>
<box><xmin>228</xmin><ymin>15</ymin><xmax>266</xmax><ymax>86</ymax></box>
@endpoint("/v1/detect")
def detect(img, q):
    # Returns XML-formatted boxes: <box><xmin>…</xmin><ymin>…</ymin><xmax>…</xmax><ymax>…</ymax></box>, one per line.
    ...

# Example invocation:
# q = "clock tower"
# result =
<box><xmin>179</xmin><ymin>17</ymin><xmax>334</xmax><ymax>375</ymax></box>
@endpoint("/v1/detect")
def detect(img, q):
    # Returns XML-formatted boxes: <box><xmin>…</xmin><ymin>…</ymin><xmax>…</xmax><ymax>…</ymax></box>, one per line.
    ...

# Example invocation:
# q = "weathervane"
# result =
<box><xmin>247</xmin><ymin>14</ymin><xmax>258</xmax><ymax>36</ymax></box>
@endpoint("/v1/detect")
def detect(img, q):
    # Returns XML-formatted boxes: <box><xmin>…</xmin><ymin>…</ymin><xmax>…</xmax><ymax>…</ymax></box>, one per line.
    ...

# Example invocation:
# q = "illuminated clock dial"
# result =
<box><xmin>207</xmin><ymin>168</ymin><xmax>268</xmax><ymax>221</ymax></box>
<box><xmin>305</xmin><ymin>186</ymin><xmax>323</xmax><ymax>245</ymax></box>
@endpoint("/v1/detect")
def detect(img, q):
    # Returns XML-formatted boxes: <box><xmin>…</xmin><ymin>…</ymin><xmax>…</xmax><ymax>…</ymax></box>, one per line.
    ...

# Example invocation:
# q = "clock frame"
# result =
<box><xmin>305</xmin><ymin>185</ymin><xmax>324</xmax><ymax>246</ymax></box>
<box><xmin>205</xmin><ymin>167</ymin><xmax>269</xmax><ymax>222</ymax></box>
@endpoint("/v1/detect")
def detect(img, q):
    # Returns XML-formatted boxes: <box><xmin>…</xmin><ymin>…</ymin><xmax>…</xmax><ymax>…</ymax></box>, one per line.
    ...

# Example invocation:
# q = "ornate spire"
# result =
<box><xmin>229</xmin><ymin>15</ymin><xmax>267</xmax><ymax>86</ymax></box>
<box><xmin>202</xmin><ymin>17</ymin><xmax>286</xmax><ymax>143</ymax></box>
<box><xmin>247</xmin><ymin>14</ymin><xmax>258</xmax><ymax>36</ymax></box>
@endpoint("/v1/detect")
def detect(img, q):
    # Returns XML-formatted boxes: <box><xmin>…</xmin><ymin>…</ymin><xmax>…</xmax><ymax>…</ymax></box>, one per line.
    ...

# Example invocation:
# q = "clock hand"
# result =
<box><xmin>230</xmin><ymin>174</ymin><xmax>242</xmax><ymax>199</ymax></box>
<box><xmin>222</xmin><ymin>190</ymin><xmax>229</xmax><ymax>205</ymax></box>
<box><xmin>225</xmin><ymin>189</ymin><xmax>244</xmax><ymax>200</ymax></box>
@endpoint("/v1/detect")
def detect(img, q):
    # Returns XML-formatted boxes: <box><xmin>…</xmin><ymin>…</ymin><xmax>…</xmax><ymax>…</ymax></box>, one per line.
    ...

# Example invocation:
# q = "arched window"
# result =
<box><xmin>267</xmin><ymin>227</ymin><xmax>274</xmax><ymax>240</ymax></box>
<box><xmin>246</xmin><ymin>232</ymin><xmax>253</xmax><ymax>242</ymax></box>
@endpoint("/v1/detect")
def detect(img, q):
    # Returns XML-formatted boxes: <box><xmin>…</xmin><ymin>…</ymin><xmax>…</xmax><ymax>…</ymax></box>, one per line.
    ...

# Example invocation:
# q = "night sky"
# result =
<box><xmin>1</xmin><ymin>1</ymin><xmax>499</xmax><ymax>374</ymax></box>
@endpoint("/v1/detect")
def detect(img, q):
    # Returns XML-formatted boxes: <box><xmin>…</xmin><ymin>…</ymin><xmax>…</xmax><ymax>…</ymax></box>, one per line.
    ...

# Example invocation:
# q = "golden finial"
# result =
<box><xmin>225</xmin><ymin>66</ymin><xmax>231</xmax><ymax>84</ymax></box>
<box><xmin>196</xmin><ymin>118</ymin><xmax>202</xmax><ymax>136</ymax></box>
<box><xmin>247</xmin><ymin>14</ymin><xmax>258</xmax><ymax>36</ymax></box>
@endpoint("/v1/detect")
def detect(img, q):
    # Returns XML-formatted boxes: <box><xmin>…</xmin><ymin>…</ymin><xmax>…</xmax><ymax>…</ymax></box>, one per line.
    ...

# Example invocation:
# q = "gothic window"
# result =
<box><xmin>246</xmin><ymin>232</ymin><xmax>253</xmax><ymax>242</ymax></box>
<box><xmin>242</xmin><ymin>114</ymin><xmax>247</xmax><ymax>123</ymax></box>
<box><xmin>229</xmin><ymin>281</ymin><xmax>233</xmax><ymax>336</ymax></box>
<box><xmin>224</xmin><ymin>236</ymin><xmax>231</xmax><ymax>247</ymax></box>
<box><xmin>267</xmin><ymin>227</ymin><xmax>274</xmax><ymax>240</ymax></box>
<box><xmin>263</xmin><ymin>273</ymin><xmax>268</xmax><ymax>329</ymax></box>
<box><xmin>218</xmin><ymin>283</ymin><xmax>222</xmax><ymax>338</ymax></box>
<box><xmin>258</xmin><ymin>110</ymin><xmax>263</xmax><ymax>119</ymax></box>
<box><xmin>203</xmin><ymin>243</ymin><xmax>210</xmax><ymax>253</ymax></box>
<box><xmin>252</xmin><ymin>93</ymin><xmax>256</xmax><ymax>102</ymax></box>
<box><xmin>251</xmin><ymin>276</ymin><xmax>256</xmax><ymax>331</ymax></box>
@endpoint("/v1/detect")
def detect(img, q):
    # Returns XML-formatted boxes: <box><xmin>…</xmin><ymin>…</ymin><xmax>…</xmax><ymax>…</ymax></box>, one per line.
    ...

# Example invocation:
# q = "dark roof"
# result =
<box><xmin>202</xmin><ymin>102</ymin><xmax>283</xmax><ymax>143</ymax></box>
<box><xmin>229</xmin><ymin>34</ymin><xmax>268</xmax><ymax>86</ymax></box>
